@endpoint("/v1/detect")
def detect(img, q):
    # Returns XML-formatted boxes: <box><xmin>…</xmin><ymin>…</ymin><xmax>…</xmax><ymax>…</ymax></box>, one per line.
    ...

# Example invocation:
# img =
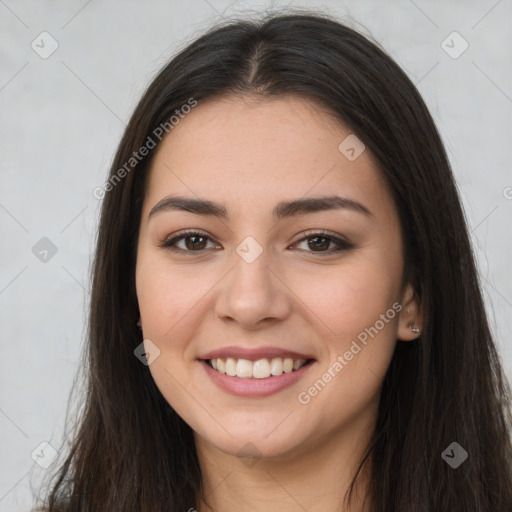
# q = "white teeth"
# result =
<box><xmin>252</xmin><ymin>359</ymin><xmax>271</xmax><ymax>379</ymax></box>
<box><xmin>208</xmin><ymin>357</ymin><xmax>309</xmax><ymax>378</ymax></box>
<box><xmin>270</xmin><ymin>357</ymin><xmax>283</xmax><ymax>375</ymax></box>
<box><xmin>293</xmin><ymin>359</ymin><xmax>304</xmax><ymax>370</ymax></box>
<box><xmin>236</xmin><ymin>358</ymin><xmax>253</xmax><ymax>378</ymax></box>
<box><xmin>225</xmin><ymin>357</ymin><xmax>237</xmax><ymax>376</ymax></box>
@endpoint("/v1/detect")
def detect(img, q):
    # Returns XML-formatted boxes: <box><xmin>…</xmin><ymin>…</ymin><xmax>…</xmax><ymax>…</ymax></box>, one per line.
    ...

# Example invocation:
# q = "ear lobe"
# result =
<box><xmin>397</xmin><ymin>283</ymin><xmax>422</xmax><ymax>341</ymax></box>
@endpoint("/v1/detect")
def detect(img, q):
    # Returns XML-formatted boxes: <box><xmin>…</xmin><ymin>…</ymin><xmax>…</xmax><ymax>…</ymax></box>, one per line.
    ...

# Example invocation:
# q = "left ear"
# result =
<box><xmin>397</xmin><ymin>283</ymin><xmax>422</xmax><ymax>341</ymax></box>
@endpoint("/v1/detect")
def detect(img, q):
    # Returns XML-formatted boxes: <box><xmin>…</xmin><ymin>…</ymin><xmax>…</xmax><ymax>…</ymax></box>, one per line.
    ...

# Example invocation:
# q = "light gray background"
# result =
<box><xmin>1</xmin><ymin>0</ymin><xmax>511</xmax><ymax>510</ymax></box>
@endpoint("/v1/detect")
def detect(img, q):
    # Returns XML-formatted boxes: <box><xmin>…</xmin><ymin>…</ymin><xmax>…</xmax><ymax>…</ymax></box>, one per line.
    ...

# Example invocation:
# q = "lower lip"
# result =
<box><xmin>199</xmin><ymin>359</ymin><xmax>316</xmax><ymax>397</ymax></box>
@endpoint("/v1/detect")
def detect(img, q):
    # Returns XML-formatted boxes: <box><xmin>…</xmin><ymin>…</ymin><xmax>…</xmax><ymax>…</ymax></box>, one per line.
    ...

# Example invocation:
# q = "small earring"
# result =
<box><xmin>136</xmin><ymin>319</ymin><xmax>142</xmax><ymax>331</ymax></box>
<box><xmin>409</xmin><ymin>322</ymin><xmax>420</xmax><ymax>334</ymax></box>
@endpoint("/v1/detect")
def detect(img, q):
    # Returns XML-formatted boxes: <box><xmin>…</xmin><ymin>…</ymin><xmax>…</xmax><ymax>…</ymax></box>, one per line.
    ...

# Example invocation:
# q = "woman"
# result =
<box><xmin>35</xmin><ymin>10</ymin><xmax>512</xmax><ymax>512</ymax></box>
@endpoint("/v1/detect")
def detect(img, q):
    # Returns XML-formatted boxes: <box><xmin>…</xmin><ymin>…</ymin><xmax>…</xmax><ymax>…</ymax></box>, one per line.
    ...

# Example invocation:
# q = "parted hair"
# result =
<box><xmin>34</xmin><ymin>10</ymin><xmax>512</xmax><ymax>512</ymax></box>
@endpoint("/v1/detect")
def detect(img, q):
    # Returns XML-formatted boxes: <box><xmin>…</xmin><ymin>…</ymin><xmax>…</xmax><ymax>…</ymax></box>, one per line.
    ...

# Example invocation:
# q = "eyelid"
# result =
<box><xmin>295</xmin><ymin>229</ymin><xmax>352</xmax><ymax>246</ymax></box>
<box><xmin>159</xmin><ymin>229</ymin><xmax>220</xmax><ymax>253</ymax></box>
<box><xmin>159</xmin><ymin>229</ymin><xmax>353</xmax><ymax>254</ymax></box>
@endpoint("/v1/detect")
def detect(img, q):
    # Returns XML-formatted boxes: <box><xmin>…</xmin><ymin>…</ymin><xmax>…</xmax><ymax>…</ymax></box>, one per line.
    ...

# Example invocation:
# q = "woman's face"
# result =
<box><xmin>135</xmin><ymin>94</ymin><xmax>420</xmax><ymax>460</ymax></box>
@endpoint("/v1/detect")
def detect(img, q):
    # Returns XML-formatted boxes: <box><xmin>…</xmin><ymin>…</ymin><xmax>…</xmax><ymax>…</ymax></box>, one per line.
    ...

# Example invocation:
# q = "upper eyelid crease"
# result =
<box><xmin>148</xmin><ymin>195</ymin><xmax>373</xmax><ymax>221</ymax></box>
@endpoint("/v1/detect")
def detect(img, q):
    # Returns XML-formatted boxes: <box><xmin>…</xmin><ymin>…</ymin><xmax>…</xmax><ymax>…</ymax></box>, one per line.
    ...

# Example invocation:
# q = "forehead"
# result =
<box><xmin>143</xmin><ymin>94</ymin><xmax>392</xmax><ymax>221</ymax></box>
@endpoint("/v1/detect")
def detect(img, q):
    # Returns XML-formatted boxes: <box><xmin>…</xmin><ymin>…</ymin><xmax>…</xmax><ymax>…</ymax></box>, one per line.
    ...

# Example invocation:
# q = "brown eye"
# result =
<box><xmin>294</xmin><ymin>232</ymin><xmax>354</xmax><ymax>254</ymax></box>
<box><xmin>183</xmin><ymin>235</ymin><xmax>208</xmax><ymax>250</ymax></box>
<box><xmin>307</xmin><ymin>235</ymin><xmax>331</xmax><ymax>251</ymax></box>
<box><xmin>160</xmin><ymin>231</ymin><xmax>220</xmax><ymax>253</ymax></box>
<box><xmin>160</xmin><ymin>230</ymin><xmax>352</xmax><ymax>256</ymax></box>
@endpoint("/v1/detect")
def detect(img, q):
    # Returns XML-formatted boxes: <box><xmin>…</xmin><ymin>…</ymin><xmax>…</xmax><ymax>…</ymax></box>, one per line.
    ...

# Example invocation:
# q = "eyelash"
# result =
<box><xmin>159</xmin><ymin>229</ymin><xmax>354</xmax><ymax>256</ymax></box>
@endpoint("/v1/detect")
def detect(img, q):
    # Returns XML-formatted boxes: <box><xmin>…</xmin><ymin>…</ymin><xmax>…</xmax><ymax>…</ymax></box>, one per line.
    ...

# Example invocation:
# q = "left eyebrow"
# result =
<box><xmin>148</xmin><ymin>195</ymin><xmax>373</xmax><ymax>220</ymax></box>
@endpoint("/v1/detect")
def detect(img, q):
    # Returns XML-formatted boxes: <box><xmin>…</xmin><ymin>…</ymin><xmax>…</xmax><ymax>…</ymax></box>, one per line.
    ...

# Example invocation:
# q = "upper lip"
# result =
<box><xmin>199</xmin><ymin>346</ymin><xmax>316</xmax><ymax>361</ymax></box>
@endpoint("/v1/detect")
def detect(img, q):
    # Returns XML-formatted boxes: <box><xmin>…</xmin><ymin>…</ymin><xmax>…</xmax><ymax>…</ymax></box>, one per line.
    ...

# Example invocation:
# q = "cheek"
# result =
<box><xmin>292</xmin><ymin>259</ymin><xmax>400</xmax><ymax>340</ymax></box>
<box><xmin>291</xmin><ymin>265</ymin><xmax>400</xmax><ymax>421</ymax></box>
<box><xmin>136</xmin><ymin>252</ymin><xmax>204</xmax><ymax>335</ymax></box>
<box><xmin>289</xmin><ymin>257</ymin><xmax>401</xmax><ymax>400</ymax></box>
<box><xmin>135</xmin><ymin>254</ymin><xmax>209</xmax><ymax>407</ymax></box>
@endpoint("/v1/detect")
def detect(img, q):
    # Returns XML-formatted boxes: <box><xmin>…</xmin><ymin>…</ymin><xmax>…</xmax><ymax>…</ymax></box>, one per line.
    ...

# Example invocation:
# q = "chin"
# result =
<box><xmin>195</xmin><ymin>422</ymin><xmax>311</xmax><ymax>462</ymax></box>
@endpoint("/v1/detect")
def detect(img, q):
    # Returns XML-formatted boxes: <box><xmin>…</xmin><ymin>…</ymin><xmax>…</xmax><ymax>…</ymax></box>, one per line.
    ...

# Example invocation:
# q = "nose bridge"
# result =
<box><xmin>215</xmin><ymin>234</ymin><xmax>291</xmax><ymax>326</ymax></box>
<box><xmin>231</xmin><ymin>235</ymin><xmax>275</xmax><ymax>306</ymax></box>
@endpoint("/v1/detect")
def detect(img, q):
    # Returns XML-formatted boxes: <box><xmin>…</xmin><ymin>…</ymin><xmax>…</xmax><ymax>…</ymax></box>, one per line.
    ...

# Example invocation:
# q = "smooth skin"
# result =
<box><xmin>135</xmin><ymin>94</ymin><xmax>422</xmax><ymax>512</ymax></box>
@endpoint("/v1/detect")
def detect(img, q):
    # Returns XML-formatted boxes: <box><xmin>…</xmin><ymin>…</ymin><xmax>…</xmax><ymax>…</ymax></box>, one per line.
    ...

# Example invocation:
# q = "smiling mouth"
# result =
<box><xmin>203</xmin><ymin>357</ymin><xmax>314</xmax><ymax>379</ymax></box>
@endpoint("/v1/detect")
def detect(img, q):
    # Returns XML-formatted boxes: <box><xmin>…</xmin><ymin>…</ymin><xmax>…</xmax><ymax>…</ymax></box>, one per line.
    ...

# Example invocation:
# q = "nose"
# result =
<box><xmin>214</xmin><ymin>245</ymin><xmax>293</xmax><ymax>329</ymax></box>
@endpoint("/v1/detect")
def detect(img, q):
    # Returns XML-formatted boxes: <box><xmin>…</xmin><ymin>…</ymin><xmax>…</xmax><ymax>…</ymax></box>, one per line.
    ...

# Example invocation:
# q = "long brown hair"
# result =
<box><xmin>34</xmin><ymin>10</ymin><xmax>512</xmax><ymax>511</ymax></box>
